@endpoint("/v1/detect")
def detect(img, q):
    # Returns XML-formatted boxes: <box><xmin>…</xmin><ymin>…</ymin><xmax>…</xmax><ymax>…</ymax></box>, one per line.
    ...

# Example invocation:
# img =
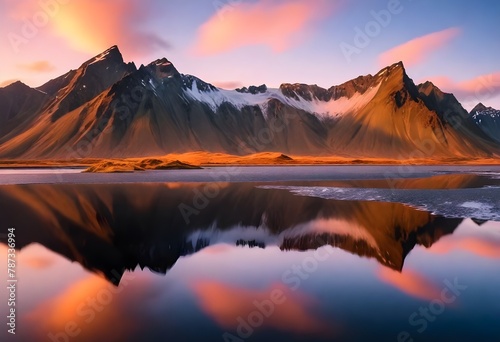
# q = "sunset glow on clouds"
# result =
<box><xmin>0</xmin><ymin>79</ymin><xmax>19</xmax><ymax>87</ymax></box>
<box><xmin>379</xmin><ymin>28</ymin><xmax>461</xmax><ymax>67</ymax></box>
<box><xmin>3</xmin><ymin>0</ymin><xmax>168</xmax><ymax>61</ymax></box>
<box><xmin>427</xmin><ymin>72</ymin><xmax>500</xmax><ymax>106</ymax></box>
<box><xmin>191</xmin><ymin>280</ymin><xmax>333</xmax><ymax>335</ymax></box>
<box><xmin>0</xmin><ymin>0</ymin><xmax>499</xmax><ymax>108</ymax></box>
<box><xmin>427</xmin><ymin>221</ymin><xmax>500</xmax><ymax>259</ymax></box>
<box><xmin>192</xmin><ymin>0</ymin><xmax>333</xmax><ymax>55</ymax></box>
<box><xmin>25</xmin><ymin>275</ymin><xmax>140</xmax><ymax>342</ymax></box>
<box><xmin>17</xmin><ymin>60</ymin><xmax>55</xmax><ymax>72</ymax></box>
<box><xmin>50</xmin><ymin>0</ymin><xmax>168</xmax><ymax>57</ymax></box>
<box><xmin>377</xmin><ymin>267</ymin><xmax>442</xmax><ymax>301</ymax></box>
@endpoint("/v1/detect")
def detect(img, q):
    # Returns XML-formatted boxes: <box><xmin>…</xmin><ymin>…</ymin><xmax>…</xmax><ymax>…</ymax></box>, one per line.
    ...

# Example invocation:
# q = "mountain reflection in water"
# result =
<box><xmin>0</xmin><ymin>181</ymin><xmax>467</xmax><ymax>284</ymax></box>
<box><xmin>1</xmin><ymin>172</ymin><xmax>499</xmax><ymax>342</ymax></box>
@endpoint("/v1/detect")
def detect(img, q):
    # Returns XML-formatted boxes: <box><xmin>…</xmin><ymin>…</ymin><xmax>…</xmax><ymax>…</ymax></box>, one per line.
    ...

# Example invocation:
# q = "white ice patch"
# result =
<box><xmin>88</xmin><ymin>48</ymin><xmax>112</xmax><ymax>65</ymax></box>
<box><xmin>460</xmin><ymin>201</ymin><xmax>492</xmax><ymax>209</ymax></box>
<box><xmin>377</xmin><ymin>69</ymin><xmax>387</xmax><ymax>76</ymax></box>
<box><xmin>186</xmin><ymin>216</ymin><xmax>381</xmax><ymax>252</ymax></box>
<box><xmin>183</xmin><ymin>81</ymin><xmax>382</xmax><ymax>119</ymax></box>
<box><xmin>187</xmin><ymin>225</ymin><xmax>279</xmax><ymax>248</ymax></box>
<box><xmin>183</xmin><ymin>80</ymin><xmax>229</xmax><ymax>112</ymax></box>
<box><xmin>148</xmin><ymin>78</ymin><xmax>158</xmax><ymax>96</ymax></box>
<box><xmin>259</xmin><ymin>185</ymin><xmax>500</xmax><ymax>222</ymax></box>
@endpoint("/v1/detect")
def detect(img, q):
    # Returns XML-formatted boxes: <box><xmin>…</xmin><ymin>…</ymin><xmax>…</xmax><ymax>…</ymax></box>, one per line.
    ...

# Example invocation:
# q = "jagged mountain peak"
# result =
<box><xmin>417</xmin><ymin>80</ymin><xmax>468</xmax><ymax>121</ymax></box>
<box><xmin>181</xmin><ymin>74</ymin><xmax>217</xmax><ymax>92</ymax></box>
<box><xmin>418</xmin><ymin>80</ymin><xmax>446</xmax><ymax>98</ymax></box>
<box><xmin>0</xmin><ymin>49</ymin><xmax>499</xmax><ymax>160</ymax></box>
<box><xmin>45</xmin><ymin>45</ymin><xmax>136</xmax><ymax>121</ymax></box>
<box><xmin>145</xmin><ymin>58</ymin><xmax>180</xmax><ymax>79</ymax></box>
<box><xmin>389</xmin><ymin>60</ymin><xmax>405</xmax><ymax>70</ymax></box>
<box><xmin>277</xmin><ymin>63</ymin><xmax>406</xmax><ymax>103</ymax></box>
<box><xmin>150</xmin><ymin>57</ymin><xmax>173</xmax><ymax>66</ymax></box>
<box><xmin>417</xmin><ymin>80</ymin><xmax>462</xmax><ymax>109</ymax></box>
<box><xmin>2</xmin><ymin>80</ymin><xmax>30</xmax><ymax>91</ymax></box>
<box><xmin>82</xmin><ymin>45</ymin><xmax>124</xmax><ymax>67</ymax></box>
<box><xmin>327</xmin><ymin>61</ymin><xmax>413</xmax><ymax>104</ymax></box>
<box><xmin>374</xmin><ymin>61</ymin><xmax>405</xmax><ymax>77</ymax></box>
<box><xmin>470</xmin><ymin>102</ymin><xmax>498</xmax><ymax>115</ymax></box>
<box><xmin>470</xmin><ymin>102</ymin><xmax>500</xmax><ymax>144</ymax></box>
<box><xmin>279</xmin><ymin>83</ymin><xmax>330</xmax><ymax>101</ymax></box>
<box><xmin>0</xmin><ymin>80</ymin><xmax>48</xmax><ymax>136</ymax></box>
<box><xmin>471</xmin><ymin>102</ymin><xmax>488</xmax><ymax>113</ymax></box>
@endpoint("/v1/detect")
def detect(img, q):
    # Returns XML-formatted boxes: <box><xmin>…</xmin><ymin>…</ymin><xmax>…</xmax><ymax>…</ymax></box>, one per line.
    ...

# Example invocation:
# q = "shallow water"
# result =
<box><xmin>0</xmin><ymin>167</ymin><xmax>499</xmax><ymax>342</ymax></box>
<box><xmin>0</xmin><ymin>164</ymin><xmax>500</xmax><ymax>184</ymax></box>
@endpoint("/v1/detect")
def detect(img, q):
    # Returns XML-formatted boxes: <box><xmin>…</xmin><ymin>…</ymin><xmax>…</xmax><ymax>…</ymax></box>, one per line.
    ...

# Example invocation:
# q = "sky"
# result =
<box><xmin>0</xmin><ymin>0</ymin><xmax>499</xmax><ymax>111</ymax></box>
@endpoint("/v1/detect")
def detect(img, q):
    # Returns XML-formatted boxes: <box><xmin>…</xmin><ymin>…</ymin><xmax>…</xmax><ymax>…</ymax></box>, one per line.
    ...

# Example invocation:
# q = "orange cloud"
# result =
<box><xmin>379</xmin><ymin>28</ymin><xmax>460</xmax><ymax>67</ymax></box>
<box><xmin>22</xmin><ymin>256</ymin><xmax>54</xmax><ymax>269</ymax></box>
<box><xmin>429</xmin><ymin>235</ymin><xmax>500</xmax><ymax>259</ymax></box>
<box><xmin>9</xmin><ymin>0</ymin><xmax>168</xmax><ymax>58</ymax></box>
<box><xmin>193</xmin><ymin>0</ymin><xmax>333</xmax><ymax>55</ymax></box>
<box><xmin>17</xmin><ymin>60</ymin><xmax>55</xmax><ymax>72</ymax></box>
<box><xmin>378</xmin><ymin>267</ymin><xmax>441</xmax><ymax>301</ymax></box>
<box><xmin>0</xmin><ymin>79</ymin><xmax>19</xmax><ymax>87</ymax></box>
<box><xmin>25</xmin><ymin>273</ymin><xmax>148</xmax><ymax>342</ymax></box>
<box><xmin>191</xmin><ymin>280</ymin><xmax>334</xmax><ymax>336</ymax></box>
<box><xmin>426</xmin><ymin>72</ymin><xmax>500</xmax><ymax>106</ymax></box>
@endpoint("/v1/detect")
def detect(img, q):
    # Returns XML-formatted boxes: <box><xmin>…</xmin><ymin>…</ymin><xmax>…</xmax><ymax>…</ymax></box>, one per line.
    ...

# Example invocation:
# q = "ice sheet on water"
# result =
<box><xmin>259</xmin><ymin>185</ymin><xmax>500</xmax><ymax>221</ymax></box>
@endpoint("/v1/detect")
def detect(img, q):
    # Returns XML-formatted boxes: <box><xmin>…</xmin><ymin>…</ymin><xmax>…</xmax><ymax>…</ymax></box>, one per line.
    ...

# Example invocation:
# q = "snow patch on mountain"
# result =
<box><xmin>88</xmin><ymin>46</ymin><xmax>116</xmax><ymax>65</ymax></box>
<box><xmin>472</xmin><ymin>108</ymin><xmax>500</xmax><ymax>119</ymax></box>
<box><xmin>186</xmin><ymin>216</ymin><xmax>379</xmax><ymax>250</ymax></box>
<box><xmin>184</xmin><ymin>80</ymin><xmax>382</xmax><ymax>119</ymax></box>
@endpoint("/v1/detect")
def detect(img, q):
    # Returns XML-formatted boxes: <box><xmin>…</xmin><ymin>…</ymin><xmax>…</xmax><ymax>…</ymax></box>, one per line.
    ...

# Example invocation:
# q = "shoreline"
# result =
<box><xmin>0</xmin><ymin>152</ymin><xmax>499</xmax><ymax>171</ymax></box>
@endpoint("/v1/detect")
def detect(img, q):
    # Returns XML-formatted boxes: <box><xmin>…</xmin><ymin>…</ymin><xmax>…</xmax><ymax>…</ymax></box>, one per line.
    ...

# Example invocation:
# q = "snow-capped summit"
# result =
<box><xmin>470</xmin><ymin>103</ymin><xmax>500</xmax><ymax>143</ymax></box>
<box><xmin>84</xmin><ymin>45</ymin><xmax>126</xmax><ymax>67</ymax></box>
<box><xmin>0</xmin><ymin>46</ymin><xmax>499</xmax><ymax>159</ymax></box>
<box><xmin>470</xmin><ymin>103</ymin><xmax>500</xmax><ymax>117</ymax></box>
<box><xmin>471</xmin><ymin>102</ymin><xmax>488</xmax><ymax>114</ymax></box>
<box><xmin>147</xmin><ymin>58</ymin><xmax>180</xmax><ymax>79</ymax></box>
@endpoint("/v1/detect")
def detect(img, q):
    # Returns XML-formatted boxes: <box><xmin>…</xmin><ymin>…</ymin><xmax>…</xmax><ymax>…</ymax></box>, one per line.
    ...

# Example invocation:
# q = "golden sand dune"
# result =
<box><xmin>84</xmin><ymin>158</ymin><xmax>202</xmax><ymax>173</ymax></box>
<box><xmin>0</xmin><ymin>151</ymin><xmax>499</xmax><ymax>170</ymax></box>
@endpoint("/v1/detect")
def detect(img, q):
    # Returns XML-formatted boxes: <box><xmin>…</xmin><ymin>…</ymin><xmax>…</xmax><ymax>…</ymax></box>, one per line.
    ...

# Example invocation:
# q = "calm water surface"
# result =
<box><xmin>0</xmin><ymin>166</ymin><xmax>499</xmax><ymax>342</ymax></box>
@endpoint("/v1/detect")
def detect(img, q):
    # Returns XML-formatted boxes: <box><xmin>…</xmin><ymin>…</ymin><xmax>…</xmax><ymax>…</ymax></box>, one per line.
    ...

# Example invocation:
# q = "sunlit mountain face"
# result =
<box><xmin>1</xmin><ymin>1</ymin><xmax>499</xmax><ymax>341</ymax></box>
<box><xmin>1</xmin><ymin>169</ymin><xmax>499</xmax><ymax>342</ymax></box>
<box><xmin>0</xmin><ymin>47</ymin><xmax>499</xmax><ymax>160</ymax></box>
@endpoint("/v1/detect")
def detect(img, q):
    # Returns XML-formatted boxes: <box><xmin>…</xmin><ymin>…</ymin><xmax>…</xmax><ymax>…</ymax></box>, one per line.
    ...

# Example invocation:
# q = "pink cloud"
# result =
<box><xmin>0</xmin><ymin>79</ymin><xmax>19</xmax><ymax>87</ymax></box>
<box><xmin>24</xmin><ymin>272</ymin><xmax>155</xmax><ymax>342</ymax></box>
<box><xmin>24</xmin><ymin>275</ymin><xmax>137</xmax><ymax>341</ymax></box>
<box><xmin>428</xmin><ymin>231</ymin><xmax>500</xmax><ymax>259</ymax></box>
<box><xmin>379</xmin><ymin>28</ymin><xmax>461</xmax><ymax>67</ymax></box>
<box><xmin>426</xmin><ymin>72</ymin><xmax>500</xmax><ymax>106</ymax></box>
<box><xmin>193</xmin><ymin>0</ymin><xmax>333</xmax><ymax>55</ymax></box>
<box><xmin>22</xmin><ymin>256</ymin><xmax>55</xmax><ymax>269</ymax></box>
<box><xmin>17</xmin><ymin>60</ymin><xmax>55</xmax><ymax>72</ymax></box>
<box><xmin>378</xmin><ymin>267</ymin><xmax>442</xmax><ymax>301</ymax></box>
<box><xmin>191</xmin><ymin>280</ymin><xmax>335</xmax><ymax>335</ymax></box>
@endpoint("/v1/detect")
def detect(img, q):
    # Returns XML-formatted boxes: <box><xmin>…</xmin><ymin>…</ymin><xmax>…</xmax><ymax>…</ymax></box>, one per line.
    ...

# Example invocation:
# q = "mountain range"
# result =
<box><xmin>0</xmin><ymin>45</ymin><xmax>499</xmax><ymax>160</ymax></box>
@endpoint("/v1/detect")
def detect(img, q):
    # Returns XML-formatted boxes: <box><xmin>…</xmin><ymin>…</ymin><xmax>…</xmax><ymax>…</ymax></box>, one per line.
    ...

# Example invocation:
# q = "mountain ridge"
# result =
<box><xmin>0</xmin><ymin>46</ymin><xmax>498</xmax><ymax>160</ymax></box>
